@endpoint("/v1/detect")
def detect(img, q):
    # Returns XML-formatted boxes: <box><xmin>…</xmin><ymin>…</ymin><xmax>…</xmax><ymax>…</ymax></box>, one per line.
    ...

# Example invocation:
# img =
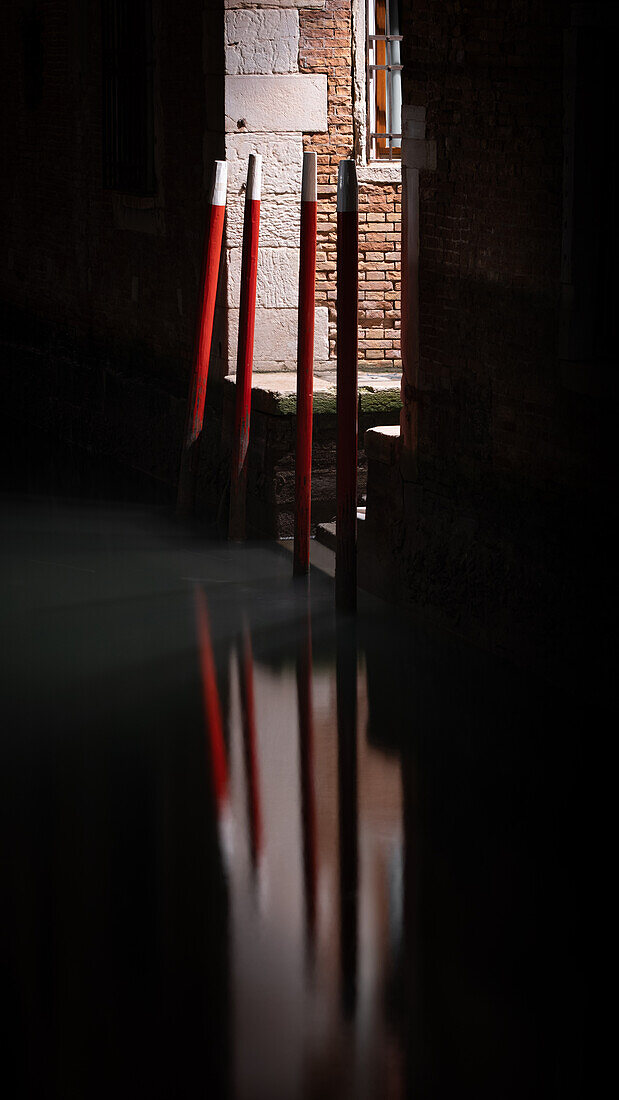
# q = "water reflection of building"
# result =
<box><xmin>220</xmin><ymin>614</ymin><xmax>405</xmax><ymax>1098</ymax></box>
<box><xmin>196</xmin><ymin>588</ymin><xmax>585</xmax><ymax>1098</ymax></box>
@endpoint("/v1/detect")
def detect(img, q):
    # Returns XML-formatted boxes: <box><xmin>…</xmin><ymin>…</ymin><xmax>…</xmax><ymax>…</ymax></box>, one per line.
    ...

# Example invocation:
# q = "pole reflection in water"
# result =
<box><xmin>336</xmin><ymin>615</ymin><xmax>359</xmax><ymax>1020</ymax></box>
<box><xmin>2</xmin><ymin>503</ymin><xmax>585</xmax><ymax>1098</ymax></box>
<box><xmin>238</xmin><ymin>623</ymin><xmax>263</xmax><ymax>872</ymax></box>
<box><xmin>402</xmin><ymin>757</ymin><xmax>420</xmax><ymax>1094</ymax></box>
<box><xmin>194</xmin><ymin>584</ymin><xmax>232</xmax><ymax>861</ymax></box>
<box><xmin>142</xmin><ymin>581</ymin><xmax>409</xmax><ymax>1097</ymax></box>
<box><xmin>296</xmin><ymin>598</ymin><xmax>318</xmax><ymax>963</ymax></box>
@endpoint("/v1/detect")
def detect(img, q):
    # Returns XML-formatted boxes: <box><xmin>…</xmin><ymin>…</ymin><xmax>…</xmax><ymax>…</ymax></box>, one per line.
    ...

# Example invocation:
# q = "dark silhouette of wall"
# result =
<box><xmin>361</xmin><ymin>0</ymin><xmax>613</xmax><ymax>686</ymax></box>
<box><xmin>1</xmin><ymin>0</ymin><xmax>225</xmax><ymax>487</ymax></box>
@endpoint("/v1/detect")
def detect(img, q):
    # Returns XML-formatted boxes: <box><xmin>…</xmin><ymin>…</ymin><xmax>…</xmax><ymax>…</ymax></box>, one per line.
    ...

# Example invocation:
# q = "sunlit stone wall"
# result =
<box><xmin>222</xmin><ymin>3</ymin><xmax>329</xmax><ymax>374</ymax></box>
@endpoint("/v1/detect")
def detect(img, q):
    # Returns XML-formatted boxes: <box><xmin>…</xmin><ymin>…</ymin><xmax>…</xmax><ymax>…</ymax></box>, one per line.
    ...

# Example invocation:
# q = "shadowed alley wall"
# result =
<box><xmin>1</xmin><ymin>0</ymin><xmax>225</xmax><ymax>489</ymax></box>
<box><xmin>361</xmin><ymin>0</ymin><xmax>613</xmax><ymax>685</ymax></box>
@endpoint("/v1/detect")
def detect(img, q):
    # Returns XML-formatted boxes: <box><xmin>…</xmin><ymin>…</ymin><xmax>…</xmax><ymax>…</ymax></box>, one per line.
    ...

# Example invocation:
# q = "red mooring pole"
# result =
<box><xmin>177</xmin><ymin>161</ymin><xmax>227</xmax><ymax>514</ymax></box>
<box><xmin>293</xmin><ymin>151</ymin><xmax>318</xmax><ymax>576</ymax></box>
<box><xmin>336</xmin><ymin>159</ymin><xmax>359</xmax><ymax>611</ymax></box>
<box><xmin>229</xmin><ymin>153</ymin><xmax>261</xmax><ymax>540</ymax></box>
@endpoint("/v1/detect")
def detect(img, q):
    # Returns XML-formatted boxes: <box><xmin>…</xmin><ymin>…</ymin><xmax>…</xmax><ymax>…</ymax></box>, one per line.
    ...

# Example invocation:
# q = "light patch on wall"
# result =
<box><xmin>225</xmin><ymin>10</ymin><xmax>299</xmax><ymax>75</ymax></box>
<box><xmin>224</xmin><ymin>75</ymin><xmax>327</xmax><ymax>134</ymax></box>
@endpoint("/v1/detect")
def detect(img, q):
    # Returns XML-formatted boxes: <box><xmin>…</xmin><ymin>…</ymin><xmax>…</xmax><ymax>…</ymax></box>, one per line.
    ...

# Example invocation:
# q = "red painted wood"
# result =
<box><xmin>229</xmin><ymin>191</ymin><xmax>261</xmax><ymax>539</ymax></box>
<box><xmin>297</xmin><ymin>610</ymin><xmax>317</xmax><ymax>945</ymax></box>
<box><xmin>293</xmin><ymin>187</ymin><xmax>317</xmax><ymax>576</ymax></box>
<box><xmin>336</xmin><ymin>618</ymin><xmax>358</xmax><ymax>1016</ymax></box>
<box><xmin>177</xmin><ymin>193</ymin><xmax>226</xmax><ymax>514</ymax></box>
<box><xmin>336</xmin><ymin>202</ymin><xmax>359</xmax><ymax>611</ymax></box>
<box><xmin>194</xmin><ymin>586</ymin><xmax>228</xmax><ymax>811</ymax></box>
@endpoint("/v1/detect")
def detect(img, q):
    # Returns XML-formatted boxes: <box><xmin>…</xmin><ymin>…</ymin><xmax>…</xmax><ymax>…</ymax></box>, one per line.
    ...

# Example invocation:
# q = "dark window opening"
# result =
<box><xmin>102</xmin><ymin>0</ymin><xmax>155</xmax><ymax>196</ymax></box>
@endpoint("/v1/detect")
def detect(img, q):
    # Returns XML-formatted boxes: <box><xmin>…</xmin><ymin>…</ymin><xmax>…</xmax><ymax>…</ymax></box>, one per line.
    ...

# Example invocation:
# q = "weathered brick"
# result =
<box><xmin>298</xmin><ymin>1</ymin><xmax>401</xmax><ymax>368</ymax></box>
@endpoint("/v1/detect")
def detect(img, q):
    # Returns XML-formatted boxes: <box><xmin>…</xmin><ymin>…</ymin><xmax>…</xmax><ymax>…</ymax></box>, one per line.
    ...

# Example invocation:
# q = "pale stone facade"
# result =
<box><xmin>222</xmin><ymin>6</ymin><xmax>328</xmax><ymax>374</ymax></box>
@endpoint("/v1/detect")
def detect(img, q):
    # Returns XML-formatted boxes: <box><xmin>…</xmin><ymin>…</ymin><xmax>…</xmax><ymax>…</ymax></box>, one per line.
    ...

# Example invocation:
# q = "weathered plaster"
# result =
<box><xmin>225</xmin><ymin>10</ymin><xmax>299</xmax><ymax>75</ymax></box>
<box><xmin>225</xmin><ymin>194</ymin><xmax>300</xmax><ymax>248</ymax></box>
<box><xmin>225</xmin><ymin>133</ymin><xmax>304</xmax><ymax>195</ymax></box>
<box><xmin>227</xmin><ymin>305</ymin><xmax>329</xmax><ymax>367</ymax></box>
<box><xmin>227</xmin><ymin>245</ymin><xmax>300</xmax><ymax>308</ymax></box>
<box><xmin>225</xmin><ymin>74</ymin><xmax>328</xmax><ymax>133</ymax></box>
<box><xmin>224</xmin><ymin>0</ymin><xmax>324</xmax><ymax>8</ymax></box>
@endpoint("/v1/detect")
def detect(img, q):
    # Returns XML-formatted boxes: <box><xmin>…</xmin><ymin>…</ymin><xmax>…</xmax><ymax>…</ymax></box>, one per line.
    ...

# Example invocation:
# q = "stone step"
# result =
<box><xmin>202</xmin><ymin>371</ymin><xmax>400</xmax><ymax>539</ymax></box>
<box><xmin>315</xmin><ymin>521</ymin><xmax>336</xmax><ymax>551</ymax></box>
<box><xmin>315</xmin><ymin>508</ymin><xmax>366</xmax><ymax>553</ymax></box>
<box><xmin>223</xmin><ymin>369</ymin><xmax>401</xmax><ymax>417</ymax></box>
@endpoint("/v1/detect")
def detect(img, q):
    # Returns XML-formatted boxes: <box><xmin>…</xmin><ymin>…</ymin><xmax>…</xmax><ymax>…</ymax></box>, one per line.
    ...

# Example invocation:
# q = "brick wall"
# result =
<box><xmin>300</xmin><ymin>0</ymin><xmax>401</xmax><ymax>370</ymax></box>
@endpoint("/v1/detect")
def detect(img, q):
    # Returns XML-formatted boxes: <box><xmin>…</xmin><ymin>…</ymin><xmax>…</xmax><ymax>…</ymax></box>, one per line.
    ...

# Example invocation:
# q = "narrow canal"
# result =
<box><xmin>1</xmin><ymin>497</ymin><xmax>585</xmax><ymax>1098</ymax></box>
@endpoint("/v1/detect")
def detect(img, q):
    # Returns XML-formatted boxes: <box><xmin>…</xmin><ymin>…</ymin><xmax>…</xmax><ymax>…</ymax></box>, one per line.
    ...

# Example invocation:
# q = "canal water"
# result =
<box><xmin>1</xmin><ymin>496</ymin><xmax>587</xmax><ymax>1098</ymax></box>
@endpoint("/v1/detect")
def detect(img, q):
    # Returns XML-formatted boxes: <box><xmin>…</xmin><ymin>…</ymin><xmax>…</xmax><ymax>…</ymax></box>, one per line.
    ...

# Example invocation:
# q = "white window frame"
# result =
<box><xmin>352</xmin><ymin>0</ymin><xmax>401</xmax><ymax>183</ymax></box>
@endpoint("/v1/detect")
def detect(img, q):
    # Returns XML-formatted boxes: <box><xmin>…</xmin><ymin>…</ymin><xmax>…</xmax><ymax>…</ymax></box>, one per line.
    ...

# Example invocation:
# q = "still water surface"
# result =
<box><xmin>1</xmin><ymin>500</ymin><xmax>585</xmax><ymax>1098</ymax></box>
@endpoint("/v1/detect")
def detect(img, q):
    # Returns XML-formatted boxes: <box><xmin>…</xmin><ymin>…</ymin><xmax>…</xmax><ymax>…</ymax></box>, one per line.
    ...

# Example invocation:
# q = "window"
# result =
<box><xmin>367</xmin><ymin>0</ymin><xmax>402</xmax><ymax>161</ymax></box>
<box><xmin>102</xmin><ymin>0</ymin><xmax>155</xmax><ymax>195</ymax></box>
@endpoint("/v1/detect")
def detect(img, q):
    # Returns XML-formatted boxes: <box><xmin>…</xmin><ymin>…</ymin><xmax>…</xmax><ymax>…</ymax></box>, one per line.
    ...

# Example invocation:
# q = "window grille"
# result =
<box><xmin>102</xmin><ymin>0</ymin><xmax>155</xmax><ymax>195</ymax></box>
<box><xmin>367</xmin><ymin>0</ymin><xmax>402</xmax><ymax>161</ymax></box>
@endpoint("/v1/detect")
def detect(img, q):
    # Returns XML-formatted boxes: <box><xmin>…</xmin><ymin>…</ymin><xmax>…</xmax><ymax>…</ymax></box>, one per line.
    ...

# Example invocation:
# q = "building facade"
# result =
<box><xmin>1</xmin><ymin>0</ymin><xmax>402</xmax><ymax>494</ymax></box>
<box><xmin>217</xmin><ymin>0</ymin><xmax>402</xmax><ymax>377</ymax></box>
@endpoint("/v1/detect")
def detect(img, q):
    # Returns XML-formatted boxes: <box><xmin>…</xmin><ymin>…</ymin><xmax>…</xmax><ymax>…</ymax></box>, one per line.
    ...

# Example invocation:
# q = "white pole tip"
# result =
<box><xmin>301</xmin><ymin>151</ymin><xmax>317</xmax><ymax>203</ymax></box>
<box><xmin>337</xmin><ymin>159</ymin><xmax>358</xmax><ymax>213</ymax></box>
<box><xmin>246</xmin><ymin>153</ymin><xmax>262</xmax><ymax>201</ymax></box>
<box><xmin>211</xmin><ymin>160</ymin><xmax>227</xmax><ymax>207</ymax></box>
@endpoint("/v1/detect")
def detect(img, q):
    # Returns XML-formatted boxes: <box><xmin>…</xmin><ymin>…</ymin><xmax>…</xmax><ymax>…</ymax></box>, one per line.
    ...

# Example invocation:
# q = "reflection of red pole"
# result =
<box><xmin>403</xmin><ymin>760</ymin><xmax>421</xmax><ymax>1092</ymax></box>
<box><xmin>336</xmin><ymin>160</ymin><xmax>358</xmax><ymax>611</ymax></box>
<box><xmin>229</xmin><ymin>154</ymin><xmax>261</xmax><ymax>540</ymax></box>
<box><xmin>194</xmin><ymin>586</ymin><xmax>228</xmax><ymax>811</ymax></box>
<box><xmin>293</xmin><ymin>151</ymin><xmax>317</xmax><ymax>577</ymax></box>
<box><xmin>238</xmin><ymin>626</ymin><xmax>262</xmax><ymax>867</ymax></box>
<box><xmin>177</xmin><ymin>161</ymin><xmax>227</xmax><ymax>515</ymax></box>
<box><xmin>336</xmin><ymin>618</ymin><xmax>358</xmax><ymax>1017</ymax></box>
<box><xmin>297</xmin><ymin>607</ymin><xmax>317</xmax><ymax>948</ymax></box>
